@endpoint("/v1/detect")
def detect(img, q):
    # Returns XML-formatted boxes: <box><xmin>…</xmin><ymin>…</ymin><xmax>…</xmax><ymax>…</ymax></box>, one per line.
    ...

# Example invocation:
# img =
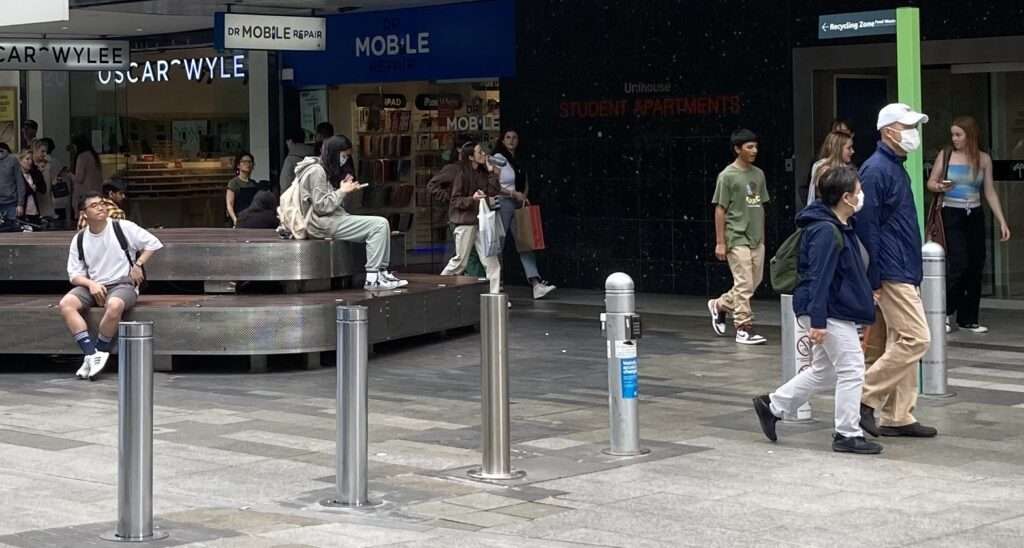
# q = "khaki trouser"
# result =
<box><xmin>862</xmin><ymin>281</ymin><xmax>931</xmax><ymax>427</ymax></box>
<box><xmin>440</xmin><ymin>225</ymin><xmax>501</xmax><ymax>293</ymax></box>
<box><xmin>717</xmin><ymin>244</ymin><xmax>764</xmax><ymax>327</ymax></box>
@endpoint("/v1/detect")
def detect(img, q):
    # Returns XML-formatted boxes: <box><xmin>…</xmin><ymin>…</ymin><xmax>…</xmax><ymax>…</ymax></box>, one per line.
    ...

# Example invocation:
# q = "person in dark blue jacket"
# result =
<box><xmin>855</xmin><ymin>103</ymin><xmax>937</xmax><ymax>439</ymax></box>
<box><xmin>754</xmin><ymin>166</ymin><xmax>882</xmax><ymax>454</ymax></box>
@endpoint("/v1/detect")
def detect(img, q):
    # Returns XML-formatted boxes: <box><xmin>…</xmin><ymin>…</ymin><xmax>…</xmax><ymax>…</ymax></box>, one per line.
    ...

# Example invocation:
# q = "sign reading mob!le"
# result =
<box><xmin>818</xmin><ymin>9</ymin><xmax>897</xmax><ymax>40</ymax></box>
<box><xmin>281</xmin><ymin>0</ymin><xmax>515</xmax><ymax>86</ymax></box>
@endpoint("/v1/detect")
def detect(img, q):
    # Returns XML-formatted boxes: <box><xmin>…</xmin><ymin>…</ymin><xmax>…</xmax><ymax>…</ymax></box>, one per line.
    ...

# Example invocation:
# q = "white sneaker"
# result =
<box><xmin>708</xmin><ymin>299</ymin><xmax>727</xmax><ymax>336</ymax></box>
<box><xmin>379</xmin><ymin>270</ymin><xmax>409</xmax><ymax>288</ymax></box>
<box><xmin>88</xmin><ymin>351</ymin><xmax>110</xmax><ymax>380</ymax></box>
<box><xmin>961</xmin><ymin>323</ymin><xmax>988</xmax><ymax>334</ymax></box>
<box><xmin>76</xmin><ymin>357</ymin><xmax>92</xmax><ymax>380</ymax></box>
<box><xmin>364</xmin><ymin>277</ymin><xmax>402</xmax><ymax>291</ymax></box>
<box><xmin>532</xmin><ymin>282</ymin><xmax>556</xmax><ymax>300</ymax></box>
<box><xmin>736</xmin><ymin>327</ymin><xmax>767</xmax><ymax>345</ymax></box>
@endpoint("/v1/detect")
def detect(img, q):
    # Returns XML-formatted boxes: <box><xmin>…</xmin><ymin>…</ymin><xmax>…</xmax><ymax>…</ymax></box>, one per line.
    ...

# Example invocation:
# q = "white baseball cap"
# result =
<box><xmin>876</xmin><ymin>103</ymin><xmax>929</xmax><ymax>130</ymax></box>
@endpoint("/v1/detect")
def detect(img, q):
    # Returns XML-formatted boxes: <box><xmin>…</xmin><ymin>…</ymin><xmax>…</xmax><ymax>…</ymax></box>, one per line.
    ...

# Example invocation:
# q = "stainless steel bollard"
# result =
<box><xmin>323</xmin><ymin>305</ymin><xmax>383</xmax><ymax>508</ymax></box>
<box><xmin>780</xmin><ymin>295</ymin><xmax>813</xmax><ymax>422</ymax></box>
<box><xmin>600</xmin><ymin>273</ymin><xmax>649</xmax><ymax>457</ymax></box>
<box><xmin>469</xmin><ymin>293</ymin><xmax>525</xmax><ymax>480</ymax></box>
<box><xmin>921</xmin><ymin>242</ymin><xmax>955</xmax><ymax>398</ymax></box>
<box><xmin>103</xmin><ymin>322</ymin><xmax>168</xmax><ymax>542</ymax></box>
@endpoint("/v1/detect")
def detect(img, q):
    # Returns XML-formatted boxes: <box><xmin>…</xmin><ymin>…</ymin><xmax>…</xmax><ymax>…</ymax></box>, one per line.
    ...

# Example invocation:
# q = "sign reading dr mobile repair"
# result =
<box><xmin>0</xmin><ymin>40</ymin><xmax>129</xmax><ymax>70</ymax></box>
<box><xmin>216</xmin><ymin>13</ymin><xmax>326</xmax><ymax>51</ymax></box>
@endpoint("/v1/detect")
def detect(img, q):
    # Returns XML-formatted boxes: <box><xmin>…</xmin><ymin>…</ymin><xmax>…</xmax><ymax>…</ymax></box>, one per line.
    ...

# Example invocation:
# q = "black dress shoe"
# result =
<box><xmin>879</xmin><ymin>422</ymin><xmax>938</xmax><ymax>438</ymax></box>
<box><xmin>859</xmin><ymin>403</ymin><xmax>879</xmax><ymax>437</ymax></box>
<box><xmin>832</xmin><ymin>433</ymin><xmax>884</xmax><ymax>454</ymax></box>
<box><xmin>752</xmin><ymin>394</ymin><xmax>779</xmax><ymax>442</ymax></box>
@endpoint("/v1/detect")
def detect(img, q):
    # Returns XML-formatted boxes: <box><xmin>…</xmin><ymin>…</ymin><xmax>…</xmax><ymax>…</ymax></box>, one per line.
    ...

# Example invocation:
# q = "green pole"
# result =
<box><xmin>896</xmin><ymin>7</ymin><xmax>924</xmax><ymax>237</ymax></box>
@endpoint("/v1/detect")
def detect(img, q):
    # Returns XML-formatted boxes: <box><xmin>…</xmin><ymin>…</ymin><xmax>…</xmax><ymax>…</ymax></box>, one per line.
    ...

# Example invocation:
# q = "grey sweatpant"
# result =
<box><xmin>330</xmin><ymin>215</ymin><xmax>391</xmax><ymax>271</ymax></box>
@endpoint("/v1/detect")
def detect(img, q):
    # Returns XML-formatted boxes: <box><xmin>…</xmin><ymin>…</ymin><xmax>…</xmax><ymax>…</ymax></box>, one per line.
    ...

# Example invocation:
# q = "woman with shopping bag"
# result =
<box><xmin>439</xmin><ymin>141</ymin><xmax>502</xmax><ymax>293</ymax></box>
<box><xmin>493</xmin><ymin>130</ymin><xmax>556</xmax><ymax>299</ymax></box>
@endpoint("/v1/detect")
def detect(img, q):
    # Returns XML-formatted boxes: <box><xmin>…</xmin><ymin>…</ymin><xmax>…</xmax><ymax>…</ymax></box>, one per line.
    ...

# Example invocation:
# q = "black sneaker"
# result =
<box><xmin>879</xmin><ymin>422</ymin><xmax>938</xmax><ymax>438</ymax></box>
<box><xmin>832</xmin><ymin>433</ymin><xmax>883</xmax><ymax>454</ymax></box>
<box><xmin>859</xmin><ymin>403</ymin><xmax>879</xmax><ymax>437</ymax></box>
<box><xmin>752</xmin><ymin>395</ymin><xmax>779</xmax><ymax>442</ymax></box>
<box><xmin>708</xmin><ymin>299</ymin><xmax>727</xmax><ymax>336</ymax></box>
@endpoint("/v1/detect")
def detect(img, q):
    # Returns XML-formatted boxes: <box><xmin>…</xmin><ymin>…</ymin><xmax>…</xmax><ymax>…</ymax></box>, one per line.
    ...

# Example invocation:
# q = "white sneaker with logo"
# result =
<box><xmin>364</xmin><ymin>273</ymin><xmax>402</xmax><ymax>291</ymax></box>
<box><xmin>379</xmin><ymin>270</ymin><xmax>408</xmax><ymax>288</ymax></box>
<box><xmin>736</xmin><ymin>327</ymin><xmax>767</xmax><ymax>345</ymax></box>
<box><xmin>88</xmin><ymin>351</ymin><xmax>110</xmax><ymax>380</ymax></box>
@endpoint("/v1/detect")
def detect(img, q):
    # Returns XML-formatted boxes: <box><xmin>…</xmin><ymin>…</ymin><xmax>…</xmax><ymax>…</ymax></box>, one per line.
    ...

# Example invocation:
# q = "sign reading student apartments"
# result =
<box><xmin>818</xmin><ymin>10</ymin><xmax>897</xmax><ymax>40</ymax></box>
<box><xmin>216</xmin><ymin>13</ymin><xmax>326</xmax><ymax>51</ymax></box>
<box><xmin>0</xmin><ymin>40</ymin><xmax>129</xmax><ymax>70</ymax></box>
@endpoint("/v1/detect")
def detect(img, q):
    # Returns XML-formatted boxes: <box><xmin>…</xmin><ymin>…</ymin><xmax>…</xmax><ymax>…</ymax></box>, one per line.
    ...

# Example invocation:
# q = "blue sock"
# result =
<box><xmin>74</xmin><ymin>331</ymin><xmax>95</xmax><ymax>355</ymax></box>
<box><xmin>95</xmin><ymin>335</ymin><xmax>114</xmax><ymax>353</ymax></box>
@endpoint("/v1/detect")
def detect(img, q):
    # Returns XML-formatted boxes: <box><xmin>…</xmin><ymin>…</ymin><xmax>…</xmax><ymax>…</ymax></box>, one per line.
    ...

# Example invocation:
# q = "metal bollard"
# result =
<box><xmin>469</xmin><ymin>293</ymin><xmax>525</xmax><ymax>480</ymax></box>
<box><xmin>921</xmin><ymin>242</ymin><xmax>955</xmax><ymax>398</ymax></box>
<box><xmin>600</xmin><ymin>273</ymin><xmax>649</xmax><ymax>457</ymax></box>
<box><xmin>102</xmin><ymin>322</ymin><xmax>168</xmax><ymax>542</ymax></box>
<box><xmin>780</xmin><ymin>295</ymin><xmax>813</xmax><ymax>422</ymax></box>
<box><xmin>322</xmin><ymin>305</ymin><xmax>383</xmax><ymax>508</ymax></box>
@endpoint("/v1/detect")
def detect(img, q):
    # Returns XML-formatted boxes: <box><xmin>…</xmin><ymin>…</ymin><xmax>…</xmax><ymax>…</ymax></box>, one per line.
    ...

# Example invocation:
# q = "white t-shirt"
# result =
<box><xmin>67</xmin><ymin>220</ymin><xmax>163</xmax><ymax>286</ymax></box>
<box><xmin>494</xmin><ymin>154</ymin><xmax>516</xmax><ymax>193</ymax></box>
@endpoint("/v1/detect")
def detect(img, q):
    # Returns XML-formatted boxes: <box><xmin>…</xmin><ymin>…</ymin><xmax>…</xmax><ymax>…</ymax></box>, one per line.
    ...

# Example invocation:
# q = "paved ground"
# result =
<box><xmin>1</xmin><ymin>298</ymin><xmax>1023</xmax><ymax>547</ymax></box>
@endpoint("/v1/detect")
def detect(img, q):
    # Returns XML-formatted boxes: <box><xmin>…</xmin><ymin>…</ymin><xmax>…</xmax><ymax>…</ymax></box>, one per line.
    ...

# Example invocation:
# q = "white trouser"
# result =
<box><xmin>770</xmin><ymin>317</ymin><xmax>865</xmax><ymax>438</ymax></box>
<box><xmin>440</xmin><ymin>225</ymin><xmax>501</xmax><ymax>293</ymax></box>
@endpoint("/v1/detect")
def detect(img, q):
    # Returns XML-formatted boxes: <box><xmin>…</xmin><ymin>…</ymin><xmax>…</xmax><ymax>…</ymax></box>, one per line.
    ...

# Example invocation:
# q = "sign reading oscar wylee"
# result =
<box><xmin>818</xmin><ymin>10</ymin><xmax>897</xmax><ymax>40</ymax></box>
<box><xmin>216</xmin><ymin>13</ymin><xmax>326</xmax><ymax>51</ymax></box>
<box><xmin>0</xmin><ymin>40</ymin><xmax>129</xmax><ymax>70</ymax></box>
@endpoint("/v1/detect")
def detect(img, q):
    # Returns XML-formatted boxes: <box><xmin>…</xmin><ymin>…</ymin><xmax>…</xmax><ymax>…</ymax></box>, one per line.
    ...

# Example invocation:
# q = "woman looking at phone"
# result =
<box><xmin>926</xmin><ymin>115</ymin><xmax>1010</xmax><ymax>334</ymax></box>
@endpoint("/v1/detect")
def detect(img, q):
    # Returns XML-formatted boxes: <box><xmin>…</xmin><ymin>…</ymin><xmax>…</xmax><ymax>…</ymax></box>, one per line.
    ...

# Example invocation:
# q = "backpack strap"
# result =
<box><xmin>75</xmin><ymin>230</ymin><xmax>88</xmax><ymax>271</ymax></box>
<box><xmin>829</xmin><ymin>223</ymin><xmax>844</xmax><ymax>250</ymax></box>
<box><xmin>111</xmin><ymin>220</ymin><xmax>136</xmax><ymax>268</ymax></box>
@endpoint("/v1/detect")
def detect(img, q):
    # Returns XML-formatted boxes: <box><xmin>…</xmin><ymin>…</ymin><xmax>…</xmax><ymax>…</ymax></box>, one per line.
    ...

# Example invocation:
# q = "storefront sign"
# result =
<box><xmin>415</xmin><ymin>94</ymin><xmax>463</xmax><ymax>111</ymax></box>
<box><xmin>96</xmin><ymin>54</ymin><xmax>246</xmax><ymax>86</ymax></box>
<box><xmin>818</xmin><ymin>10</ymin><xmax>897</xmax><ymax>40</ymax></box>
<box><xmin>559</xmin><ymin>95</ymin><xmax>742</xmax><ymax>119</ymax></box>
<box><xmin>215</xmin><ymin>13</ymin><xmax>326</xmax><ymax>51</ymax></box>
<box><xmin>356</xmin><ymin>93</ymin><xmax>407</xmax><ymax>109</ymax></box>
<box><xmin>6</xmin><ymin>1</ymin><xmax>68</xmax><ymax>26</ymax></box>
<box><xmin>0</xmin><ymin>39</ymin><xmax>129</xmax><ymax>70</ymax></box>
<box><xmin>446</xmin><ymin>114</ymin><xmax>500</xmax><ymax>132</ymax></box>
<box><xmin>282</xmin><ymin>0</ymin><xmax>515</xmax><ymax>86</ymax></box>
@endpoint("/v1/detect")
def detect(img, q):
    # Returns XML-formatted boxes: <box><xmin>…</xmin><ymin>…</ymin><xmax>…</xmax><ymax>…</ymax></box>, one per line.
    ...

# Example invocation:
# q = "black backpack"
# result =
<box><xmin>76</xmin><ymin>221</ymin><xmax>145</xmax><ymax>284</ymax></box>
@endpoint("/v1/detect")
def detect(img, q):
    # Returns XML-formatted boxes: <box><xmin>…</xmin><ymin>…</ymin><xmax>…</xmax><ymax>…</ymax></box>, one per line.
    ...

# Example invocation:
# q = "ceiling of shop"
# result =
<box><xmin>0</xmin><ymin>0</ymin><xmax>465</xmax><ymax>38</ymax></box>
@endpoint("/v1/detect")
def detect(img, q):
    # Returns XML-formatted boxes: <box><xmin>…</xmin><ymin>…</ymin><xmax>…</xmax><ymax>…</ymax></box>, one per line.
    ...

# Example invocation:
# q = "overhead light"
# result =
<box><xmin>61</xmin><ymin>26</ymin><xmax>69</xmax><ymax>30</ymax></box>
<box><xmin>136</xmin><ymin>28</ymin><xmax>144</xmax><ymax>32</ymax></box>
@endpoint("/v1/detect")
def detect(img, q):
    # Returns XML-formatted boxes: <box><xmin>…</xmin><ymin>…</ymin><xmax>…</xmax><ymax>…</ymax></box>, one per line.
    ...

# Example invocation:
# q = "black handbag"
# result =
<box><xmin>51</xmin><ymin>179</ymin><xmax>70</xmax><ymax>199</ymax></box>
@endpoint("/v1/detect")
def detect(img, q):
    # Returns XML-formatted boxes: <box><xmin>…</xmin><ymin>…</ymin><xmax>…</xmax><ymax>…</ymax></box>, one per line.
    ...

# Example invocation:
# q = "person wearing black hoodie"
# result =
<box><xmin>753</xmin><ymin>166</ymin><xmax>882</xmax><ymax>455</ymax></box>
<box><xmin>237</xmin><ymin>190</ymin><xmax>279</xmax><ymax>229</ymax></box>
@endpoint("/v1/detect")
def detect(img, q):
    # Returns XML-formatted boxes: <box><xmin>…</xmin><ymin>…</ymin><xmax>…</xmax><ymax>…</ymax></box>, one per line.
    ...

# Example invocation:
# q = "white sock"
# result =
<box><xmin>366</xmin><ymin>271</ymin><xmax>379</xmax><ymax>283</ymax></box>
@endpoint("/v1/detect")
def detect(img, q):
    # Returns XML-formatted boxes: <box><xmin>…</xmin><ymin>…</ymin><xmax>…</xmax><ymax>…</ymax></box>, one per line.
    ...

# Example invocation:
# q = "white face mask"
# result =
<box><xmin>896</xmin><ymin>128</ymin><xmax>921</xmax><ymax>153</ymax></box>
<box><xmin>846</xmin><ymin>190</ymin><xmax>865</xmax><ymax>213</ymax></box>
<box><xmin>339</xmin><ymin>151</ymin><xmax>350</xmax><ymax>164</ymax></box>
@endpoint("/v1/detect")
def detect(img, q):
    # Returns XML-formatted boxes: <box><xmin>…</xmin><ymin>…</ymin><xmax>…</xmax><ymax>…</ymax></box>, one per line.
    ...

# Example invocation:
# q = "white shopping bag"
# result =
<box><xmin>477</xmin><ymin>198</ymin><xmax>505</xmax><ymax>257</ymax></box>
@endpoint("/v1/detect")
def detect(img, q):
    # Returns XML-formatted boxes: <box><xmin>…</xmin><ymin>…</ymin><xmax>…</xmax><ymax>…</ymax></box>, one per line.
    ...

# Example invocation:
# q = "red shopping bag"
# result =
<box><xmin>513</xmin><ymin>204</ymin><xmax>546</xmax><ymax>251</ymax></box>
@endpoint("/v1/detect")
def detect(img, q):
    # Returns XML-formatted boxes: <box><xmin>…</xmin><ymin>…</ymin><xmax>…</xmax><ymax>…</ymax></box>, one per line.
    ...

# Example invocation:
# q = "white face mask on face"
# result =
<box><xmin>896</xmin><ymin>128</ymin><xmax>921</xmax><ymax>153</ymax></box>
<box><xmin>339</xmin><ymin>151</ymin><xmax>350</xmax><ymax>164</ymax></box>
<box><xmin>846</xmin><ymin>190</ymin><xmax>865</xmax><ymax>213</ymax></box>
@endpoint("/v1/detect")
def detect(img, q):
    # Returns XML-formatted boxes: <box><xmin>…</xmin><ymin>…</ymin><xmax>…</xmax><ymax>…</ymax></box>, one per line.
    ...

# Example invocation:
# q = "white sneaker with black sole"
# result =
<box><xmin>88</xmin><ymin>351</ymin><xmax>110</xmax><ymax>380</ymax></box>
<box><xmin>707</xmin><ymin>299</ymin><xmax>727</xmax><ymax>336</ymax></box>
<box><xmin>76</xmin><ymin>356</ymin><xmax>92</xmax><ymax>380</ymax></box>
<box><xmin>736</xmin><ymin>327</ymin><xmax>767</xmax><ymax>345</ymax></box>
<box><xmin>960</xmin><ymin>323</ymin><xmax>988</xmax><ymax>334</ymax></box>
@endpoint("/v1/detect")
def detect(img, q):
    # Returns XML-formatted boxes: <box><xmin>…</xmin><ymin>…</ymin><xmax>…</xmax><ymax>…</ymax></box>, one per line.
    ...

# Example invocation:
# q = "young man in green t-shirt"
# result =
<box><xmin>708</xmin><ymin>129</ymin><xmax>770</xmax><ymax>345</ymax></box>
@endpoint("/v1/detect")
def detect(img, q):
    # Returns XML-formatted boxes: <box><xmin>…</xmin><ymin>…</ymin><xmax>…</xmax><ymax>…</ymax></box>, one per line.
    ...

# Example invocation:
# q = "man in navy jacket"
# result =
<box><xmin>854</xmin><ymin>103</ymin><xmax>937</xmax><ymax>439</ymax></box>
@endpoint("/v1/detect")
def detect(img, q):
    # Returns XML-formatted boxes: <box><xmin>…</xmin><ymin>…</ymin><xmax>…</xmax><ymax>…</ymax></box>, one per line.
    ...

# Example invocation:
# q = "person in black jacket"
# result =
<box><xmin>237</xmin><ymin>190</ymin><xmax>279</xmax><ymax>229</ymax></box>
<box><xmin>753</xmin><ymin>166</ymin><xmax>882</xmax><ymax>455</ymax></box>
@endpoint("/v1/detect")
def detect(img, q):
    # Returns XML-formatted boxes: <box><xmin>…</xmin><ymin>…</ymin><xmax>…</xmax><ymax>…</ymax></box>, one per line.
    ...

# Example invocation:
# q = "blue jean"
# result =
<box><xmin>0</xmin><ymin>202</ymin><xmax>16</xmax><ymax>222</ymax></box>
<box><xmin>497</xmin><ymin>197</ymin><xmax>540</xmax><ymax>281</ymax></box>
